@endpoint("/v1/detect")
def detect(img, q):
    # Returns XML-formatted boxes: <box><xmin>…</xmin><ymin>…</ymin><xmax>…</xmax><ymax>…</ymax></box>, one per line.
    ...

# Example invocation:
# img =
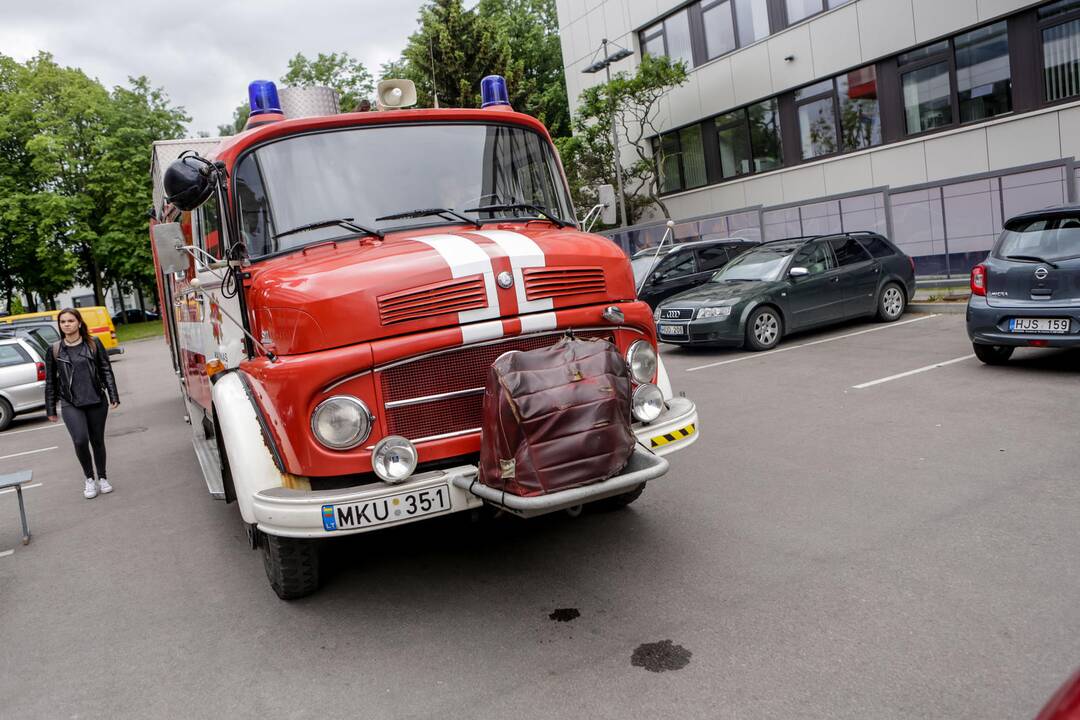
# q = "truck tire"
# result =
<box><xmin>261</xmin><ymin>534</ymin><xmax>320</xmax><ymax>600</ymax></box>
<box><xmin>591</xmin><ymin>483</ymin><xmax>646</xmax><ymax>512</ymax></box>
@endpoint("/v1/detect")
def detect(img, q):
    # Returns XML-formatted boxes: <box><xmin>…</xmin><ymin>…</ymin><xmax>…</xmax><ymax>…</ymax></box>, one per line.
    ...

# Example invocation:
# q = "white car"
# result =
<box><xmin>0</xmin><ymin>337</ymin><xmax>47</xmax><ymax>430</ymax></box>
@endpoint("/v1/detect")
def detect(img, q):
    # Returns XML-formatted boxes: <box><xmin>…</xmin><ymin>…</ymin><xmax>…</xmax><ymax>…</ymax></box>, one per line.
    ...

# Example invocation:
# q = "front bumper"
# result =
<box><xmin>967</xmin><ymin>296</ymin><xmax>1080</xmax><ymax>348</ymax></box>
<box><xmin>657</xmin><ymin>317</ymin><xmax>743</xmax><ymax>346</ymax></box>
<box><xmin>252</xmin><ymin>397</ymin><xmax>699</xmax><ymax>538</ymax></box>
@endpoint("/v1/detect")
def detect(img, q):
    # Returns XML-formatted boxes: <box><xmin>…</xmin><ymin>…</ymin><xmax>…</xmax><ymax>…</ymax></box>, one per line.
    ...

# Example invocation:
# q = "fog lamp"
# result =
<box><xmin>372</xmin><ymin>436</ymin><xmax>418</xmax><ymax>484</ymax></box>
<box><xmin>631</xmin><ymin>383</ymin><xmax>665</xmax><ymax>423</ymax></box>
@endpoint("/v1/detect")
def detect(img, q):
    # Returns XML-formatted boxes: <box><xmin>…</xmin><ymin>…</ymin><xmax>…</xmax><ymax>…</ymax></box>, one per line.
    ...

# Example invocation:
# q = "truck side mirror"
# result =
<box><xmin>598</xmin><ymin>184</ymin><xmax>617</xmax><ymax>226</ymax></box>
<box><xmin>152</xmin><ymin>223</ymin><xmax>190</xmax><ymax>275</ymax></box>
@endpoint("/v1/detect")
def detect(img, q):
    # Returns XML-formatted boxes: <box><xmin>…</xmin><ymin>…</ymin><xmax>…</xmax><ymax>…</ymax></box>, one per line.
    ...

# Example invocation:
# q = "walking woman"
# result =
<box><xmin>44</xmin><ymin>308</ymin><xmax>120</xmax><ymax>499</ymax></box>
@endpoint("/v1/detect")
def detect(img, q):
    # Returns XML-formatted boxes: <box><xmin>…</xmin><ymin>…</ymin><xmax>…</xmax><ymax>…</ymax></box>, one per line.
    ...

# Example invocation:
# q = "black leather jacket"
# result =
<box><xmin>44</xmin><ymin>337</ymin><xmax>119</xmax><ymax>415</ymax></box>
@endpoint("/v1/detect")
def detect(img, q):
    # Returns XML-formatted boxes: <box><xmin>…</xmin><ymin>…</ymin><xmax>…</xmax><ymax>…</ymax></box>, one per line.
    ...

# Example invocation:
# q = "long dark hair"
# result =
<box><xmin>57</xmin><ymin>308</ymin><xmax>93</xmax><ymax>345</ymax></box>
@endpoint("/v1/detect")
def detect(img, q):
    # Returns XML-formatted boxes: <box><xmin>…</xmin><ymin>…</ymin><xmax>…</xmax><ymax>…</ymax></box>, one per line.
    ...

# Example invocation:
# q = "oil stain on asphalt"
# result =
<box><xmin>549</xmin><ymin>608</ymin><xmax>580</xmax><ymax>622</ymax></box>
<box><xmin>631</xmin><ymin>640</ymin><xmax>692</xmax><ymax>672</ymax></box>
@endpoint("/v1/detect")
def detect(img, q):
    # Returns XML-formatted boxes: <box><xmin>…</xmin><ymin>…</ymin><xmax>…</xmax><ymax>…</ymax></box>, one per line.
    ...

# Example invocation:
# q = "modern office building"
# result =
<box><xmin>556</xmin><ymin>0</ymin><xmax>1080</xmax><ymax>275</ymax></box>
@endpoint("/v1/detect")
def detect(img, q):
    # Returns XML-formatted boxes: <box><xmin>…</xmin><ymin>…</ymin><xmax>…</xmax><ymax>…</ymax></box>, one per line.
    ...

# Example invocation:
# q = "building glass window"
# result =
<box><xmin>702</xmin><ymin>1</ymin><xmax>737</xmax><ymax>60</ymax></box>
<box><xmin>837</xmin><ymin>66</ymin><xmax>881</xmax><ymax>151</ymax></box>
<box><xmin>734</xmin><ymin>0</ymin><xmax>770</xmax><ymax>45</ymax></box>
<box><xmin>748</xmin><ymin>99</ymin><xmax>783</xmax><ymax>172</ymax></box>
<box><xmin>796</xmin><ymin>80</ymin><xmax>837</xmax><ymax>159</ymax></box>
<box><xmin>786</xmin><ymin>0</ymin><xmax>824</xmax><ymax>24</ymax></box>
<box><xmin>716</xmin><ymin>111</ymin><xmax>752</xmax><ymax>179</ymax></box>
<box><xmin>1041</xmin><ymin>2</ymin><xmax>1080</xmax><ymax>102</ymax></box>
<box><xmin>955</xmin><ymin>22</ymin><xmax>1011</xmax><ymax>122</ymax></box>
<box><xmin>657</xmin><ymin>125</ymin><xmax>707</xmax><ymax>193</ymax></box>
<box><xmin>902</xmin><ymin>62</ymin><xmax>953</xmax><ymax>134</ymax></box>
<box><xmin>641</xmin><ymin>9</ymin><xmax>693</xmax><ymax>66</ymax></box>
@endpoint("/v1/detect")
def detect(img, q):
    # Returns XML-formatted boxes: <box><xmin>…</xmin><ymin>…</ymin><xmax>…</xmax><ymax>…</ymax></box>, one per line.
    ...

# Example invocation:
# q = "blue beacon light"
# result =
<box><xmin>481</xmin><ymin>75</ymin><xmax>511</xmax><ymax>109</ymax></box>
<box><xmin>248</xmin><ymin>80</ymin><xmax>282</xmax><ymax>116</ymax></box>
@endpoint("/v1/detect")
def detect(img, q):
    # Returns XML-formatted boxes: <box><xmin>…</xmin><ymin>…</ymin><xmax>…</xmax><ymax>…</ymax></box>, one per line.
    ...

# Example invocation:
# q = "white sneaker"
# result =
<box><xmin>84</xmin><ymin>478</ymin><xmax>98</xmax><ymax>499</ymax></box>
<box><xmin>98</xmin><ymin>478</ymin><xmax>113</xmax><ymax>494</ymax></box>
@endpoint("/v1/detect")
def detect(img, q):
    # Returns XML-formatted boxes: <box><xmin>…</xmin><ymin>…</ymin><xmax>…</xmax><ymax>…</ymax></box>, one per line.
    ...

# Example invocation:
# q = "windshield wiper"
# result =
<box><xmin>1005</xmin><ymin>254</ymin><xmax>1059</xmax><ymax>268</ymax></box>
<box><xmin>375</xmin><ymin>207</ymin><xmax>481</xmax><ymax>229</ymax></box>
<box><xmin>274</xmin><ymin>217</ymin><xmax>383</xmax><ymax>241</ymax></box>
<box><xmin>464</xmin><ymin>203</ymin><xmax>569</xmax><ymax>228</ymax></box>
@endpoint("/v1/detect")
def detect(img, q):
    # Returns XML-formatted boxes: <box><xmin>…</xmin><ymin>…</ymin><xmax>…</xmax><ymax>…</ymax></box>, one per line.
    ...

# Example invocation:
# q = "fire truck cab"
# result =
<box><xmin>149</xmin><ymin>78</ymin><xmax>698</xmax><ymax>599</ymax></box>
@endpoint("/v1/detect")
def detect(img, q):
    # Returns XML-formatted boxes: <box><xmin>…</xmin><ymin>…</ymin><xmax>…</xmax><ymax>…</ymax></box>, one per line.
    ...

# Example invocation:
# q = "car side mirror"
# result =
<box><xmin>152</xmin><ymin>222</ymin><xmax>190</xmax><ymax>275</ymax></box>
<box><xmin>789</xmin><ymin>267</ymin><xmax>810</xmax><ymax>279</ymax></box>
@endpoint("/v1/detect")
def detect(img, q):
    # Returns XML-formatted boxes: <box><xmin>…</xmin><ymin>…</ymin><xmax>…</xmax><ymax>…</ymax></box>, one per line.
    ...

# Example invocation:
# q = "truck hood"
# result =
<box><xmin>246</xmin><ymin>225</ymin><xmax>637</xmax><ymax>355</ymax></box>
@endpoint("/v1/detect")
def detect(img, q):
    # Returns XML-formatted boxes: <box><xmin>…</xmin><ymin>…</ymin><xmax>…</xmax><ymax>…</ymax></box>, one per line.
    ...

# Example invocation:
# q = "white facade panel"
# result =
<box><xmin>977</xmin><ymin>0</ymin><xmax>1042</xmax><ymax>21</ymax></box>
<box><xmin>743</xmin><ymin>174</ymin><xmax>785</xmax><ymax>207</ymax></box>
<box><xmin>557</xmin><ymin>0</ymin><xmax>571</xmax><ymax>29</ymax></box>
<box><xmin>694</xmin><ymin>57</ymin><xmax>737</xmax><ymax>114</ymax></box>
<box><xmin>912</xmin><ymin>0</ymin><xmax>978</xmax><ymax>43</ymax></box>
<box><xmin>856</xmin><ymin>0</ymin><xmax>917</xmax><ymax>63</ymax></box>
<box><xmin>824</xmin><ymin>155</ymin><xmax>875</xmax><ymax>196</ymax></box>
<box><xmin>667</xmin><ymin>73</ymin><xmax>704</xmax><ymax>128</ymax></box>
<box><xmin>1057</xmin><ymin>106</ymin><xmax>1080</xmax><ymax>161</ymax></box>
<box><xmin>602</xmin><ymin>1</ymin><xmax>631</xmax><ymax>41</ymax></box>
<box><xmin>870</xmin><ymin>143</ymin><xmax>928</xmax><ymax>188</ymax></box>
<box><xmin>780</xmin><ymin>165</ymin><xmax>828</xmax><ymax>203</ymax></box>
<box><xmin>810</xmin><ymin>5</ymin><xmax>864</xmax><ymax>80</ymax></box>
<box><xmin>585</xmin><ymin>7</ymin><xmax>606</xmax><ymax>57</ymax></box>
<box><xmin>923</xmin><ymin>130</ymin><xmax>990</xmax><ymax>182</ymax></box>
<box><xmin>569</xmin><ymin>17</ymin><xmax>591</xmax><ymax>64</ymax></box>
<box><xmin>987</xmin><ymin>113</ymin><xmax>1062</xmax><ymax>171</ymax></box>
<box><xmin>768</xmin><ymin>25</ymin><xmax>816</xmax><ymax>92</ymax></box>
<box><xmin>731</xmin><ymin>42</ymin><xmax>774</xmax><ymax>106</ymax></box>
<box><xmin>627</xmin><ymin>0</ymin><xmax>661</xmax><ymax>30</ymax></box>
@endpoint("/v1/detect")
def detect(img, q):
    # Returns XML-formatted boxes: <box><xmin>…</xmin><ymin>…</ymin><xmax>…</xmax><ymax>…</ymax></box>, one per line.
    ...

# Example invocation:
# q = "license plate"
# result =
<box><xmin>322</xmin><ymin>484</ymin><xmax>451</xmax><ymax>531</ymax></box>
<box><xmin>1008</xmin><ymin>318</ymin><xmax>1070</xmax><ymax>334</ymax></box>
<box><xmin>658</xmin><ymin>323</ymin><xmax>687</xmax><ymax>337</ymax></box>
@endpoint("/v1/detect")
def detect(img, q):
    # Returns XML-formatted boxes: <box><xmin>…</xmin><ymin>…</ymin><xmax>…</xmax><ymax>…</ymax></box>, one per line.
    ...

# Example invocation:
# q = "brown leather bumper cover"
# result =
<box><xmin>479</xmin><ymin>337</ymin><xmax>636</xmax><ymax>497</ymax></box>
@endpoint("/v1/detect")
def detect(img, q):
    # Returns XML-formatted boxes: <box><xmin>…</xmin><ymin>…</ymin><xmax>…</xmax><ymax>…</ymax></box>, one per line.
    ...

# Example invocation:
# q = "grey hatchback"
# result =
<box><xmin>0</xmin><ymin>336</ymin><xmax>46</xmax><ymax>430</ymax></box>
<box><xmin>967</xmin><ymin>206</ymin><xmax>1080</xmax><ymax>364</ymax></box>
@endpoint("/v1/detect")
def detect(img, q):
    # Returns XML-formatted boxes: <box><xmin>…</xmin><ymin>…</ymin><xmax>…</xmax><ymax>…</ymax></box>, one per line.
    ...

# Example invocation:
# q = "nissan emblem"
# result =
<box><xmin>1035</xmin><ymin>266</ymin><xmax>1049</xmax><ymax>280</ymax></box>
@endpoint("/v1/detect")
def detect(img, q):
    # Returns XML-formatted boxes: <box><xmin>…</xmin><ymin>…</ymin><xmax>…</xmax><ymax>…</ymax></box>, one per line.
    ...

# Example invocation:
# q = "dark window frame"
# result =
<box><xmin>1036</xmin><ymin>2</ymin><xmax>1080</xmax><ymax>106</ymax></box>
<box><xmin>654</xmin><ymin>125</ymin><xmax>708</xmax><ymax>193</ymax></box>
<box><xmin>639</xmin><ymin>0</ymin><xmax>775</xmax><ymax>68</ymax></box>
<box><xmin>795</xmin><ymin>80</ymin><xmax>842</xmax><ymax>161</ymax></box>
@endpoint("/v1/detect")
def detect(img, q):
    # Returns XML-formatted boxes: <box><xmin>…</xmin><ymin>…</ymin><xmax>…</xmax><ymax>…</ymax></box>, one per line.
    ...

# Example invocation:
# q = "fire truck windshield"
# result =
<box><xmin>234</xmin><ymin>122</ymin><xmax>574</xmax><ymax>258</ymax></box>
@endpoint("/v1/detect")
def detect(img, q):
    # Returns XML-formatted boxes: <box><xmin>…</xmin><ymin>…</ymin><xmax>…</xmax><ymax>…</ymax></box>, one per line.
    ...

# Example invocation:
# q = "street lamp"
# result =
<box><xmin>583</xmin><ymin>39</ymin><xmax>634</xmax><ymax>228</ymax></box>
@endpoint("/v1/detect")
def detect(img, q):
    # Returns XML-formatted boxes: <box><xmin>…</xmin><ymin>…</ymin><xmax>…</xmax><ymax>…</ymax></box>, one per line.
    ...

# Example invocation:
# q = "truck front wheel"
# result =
<box><xmin>261</xmin><ymin>534</ymin><xmax>320</xmax><ymax>600</ymax></box>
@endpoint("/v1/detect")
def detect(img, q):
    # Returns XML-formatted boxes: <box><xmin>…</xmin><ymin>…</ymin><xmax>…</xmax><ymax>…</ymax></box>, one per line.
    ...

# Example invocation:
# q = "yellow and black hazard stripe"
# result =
<box><xmin>650</xmin><ymin>423</ymin><xmax>696</xmax><ymax>449</ymax></box>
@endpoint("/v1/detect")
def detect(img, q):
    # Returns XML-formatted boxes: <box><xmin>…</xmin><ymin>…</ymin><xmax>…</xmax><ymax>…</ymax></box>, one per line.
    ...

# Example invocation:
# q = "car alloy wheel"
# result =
<box><xmin>754</xmin><ymin>312</ymin><xmax>779</xmax><ymax>346</ymax></box>
<box><xmin>881</xmin><ymin>285</ymin><xmax>905</xmax><ymax>320</ymax></box>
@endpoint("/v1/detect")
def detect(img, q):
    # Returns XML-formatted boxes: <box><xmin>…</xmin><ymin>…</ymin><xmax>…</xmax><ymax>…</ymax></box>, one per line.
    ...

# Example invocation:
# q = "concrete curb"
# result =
<box><xmin>910</xmin><ymin>302</ymin><xmax>967</xmax><ymax>315</ymax></box>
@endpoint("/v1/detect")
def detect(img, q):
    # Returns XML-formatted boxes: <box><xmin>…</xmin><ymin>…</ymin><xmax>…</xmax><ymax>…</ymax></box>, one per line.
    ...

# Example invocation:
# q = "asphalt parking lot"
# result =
<box><xmin>0</xmin><ymin>313</ymin><xmax>1077</xmax><ymax>719</ymax></box>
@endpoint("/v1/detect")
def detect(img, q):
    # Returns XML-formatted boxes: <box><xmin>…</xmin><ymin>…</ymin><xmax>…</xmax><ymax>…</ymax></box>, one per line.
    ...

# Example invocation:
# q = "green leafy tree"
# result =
<box><xmin>560</xmin><ymin>54</ymin><xmax>688</xmax><ymax>225</ymax></box>
<box><xmin>217</xmin><ymin>102</ymin><xmax>249</xmax><ymax>136</ymax></box>
<box><xmin>282</xmin><ymin>51</ymin><xmax>374</xmax><ymax>112</ymax></box>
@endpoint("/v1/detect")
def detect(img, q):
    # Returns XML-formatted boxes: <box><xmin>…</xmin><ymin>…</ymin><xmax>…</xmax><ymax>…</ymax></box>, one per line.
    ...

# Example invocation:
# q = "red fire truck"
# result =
<box><xmin>149</xmin><ymin>77</ymin><xmax>699</xmax><ymax>599</ymax></box>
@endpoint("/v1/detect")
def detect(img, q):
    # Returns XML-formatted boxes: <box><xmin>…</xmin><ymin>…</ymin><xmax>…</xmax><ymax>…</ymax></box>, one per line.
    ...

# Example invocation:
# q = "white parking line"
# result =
<box><xmin>0</xmin><ymin>423</ymin><xmax>63</xmax><ymax>437</ymax></box>
<box><xmin>0</xmin><ymin>482</ymin><xmax>42</xmax><ymax>496</ymax></box>
<box><xmin>685</xmin><ymin>314</ymin><xmax>939</xmax><ymax>373</ymax></box>
<box><xmin>0</xmin><ymin>447</ymin><xmax>57</xmax><ymax>461</ymax></box>
<box><xmin>852</xmin><ymin>354</ymin><xmax>975</xmax><ymax>390</ymax></box>
<box><xmin>0</xmin><ymin>549</ymin><xmax>13</xmax><ymax>559</ymax></box>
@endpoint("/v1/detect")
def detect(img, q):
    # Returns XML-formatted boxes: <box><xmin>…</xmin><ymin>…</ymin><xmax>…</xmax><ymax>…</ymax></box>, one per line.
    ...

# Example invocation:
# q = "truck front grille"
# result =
<box><xmin>379</xmin><ymin>329</ymin><xmax>614</xmax><ymax>441</ymax></box>
<box><xmin>522</xmin><ymin>267</ymin><xmax>606</xmax><ymax>301</ymax></box>
<box><xmin>378</xmin><ymin>275</ymin><xmax>488</xmax><ymax>325</ymax></box>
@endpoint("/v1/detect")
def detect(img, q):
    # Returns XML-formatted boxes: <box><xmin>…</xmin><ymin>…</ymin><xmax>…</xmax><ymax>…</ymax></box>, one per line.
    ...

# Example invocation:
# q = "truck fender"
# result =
<box><xmin>212</xmin><ymin>371</ymin><xmax>285</xmax><ymax>525</ymax></box>
<box><xmin>656</xmin><ymin>354</ymin><xmax>673</xmax><ymax>400</ymax></box>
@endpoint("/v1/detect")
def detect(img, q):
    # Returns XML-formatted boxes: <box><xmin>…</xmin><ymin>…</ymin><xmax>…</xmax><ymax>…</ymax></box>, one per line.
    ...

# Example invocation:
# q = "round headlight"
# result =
<box><xmin>626</xmin><ymin>340</ymin><xmax>657</xmax><ymax>384</ymax></box>
<box><xmin>631</xmin><ymin>383</ymin><xmax>665</xmax><ymax>423</ymax></box>
<box><xmin>311</xmin><ymin>396</ymin><xmax>371</xmax><ymax>450</ymax></box>
<box><xmin>372</xmin><ymin>436</ymin><xmax>418</xmax><ymax>484</ymax></box>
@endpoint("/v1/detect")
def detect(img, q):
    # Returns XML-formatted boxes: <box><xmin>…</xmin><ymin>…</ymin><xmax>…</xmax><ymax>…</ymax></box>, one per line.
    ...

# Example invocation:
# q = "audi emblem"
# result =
<box><xmin>1035</xmin><ymin>266</ymin><xmax>1049</xmax><ymax>280</ymax></box>
<box><xmin>664</xmin><ymin>310</ymin><xmax>681</xmax><ymax>318</ymax></box>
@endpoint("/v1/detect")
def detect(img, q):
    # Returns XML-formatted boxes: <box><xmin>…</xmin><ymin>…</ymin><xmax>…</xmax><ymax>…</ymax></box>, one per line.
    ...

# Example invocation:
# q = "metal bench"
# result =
<box><xmin>0</xmin><ymin>469</ymin><xmax>32</xmax><ymax>545</ymax></box>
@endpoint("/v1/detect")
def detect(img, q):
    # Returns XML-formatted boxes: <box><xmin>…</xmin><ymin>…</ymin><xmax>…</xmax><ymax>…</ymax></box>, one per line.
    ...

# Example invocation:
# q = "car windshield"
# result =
<box><xmin>233</xmin><ymin>123</ymin><xmax>574</xmax><ymax>258</ymax></box>
<box><xmin>711</xmin><ymin>244</ymin><xmax>798</xmax><ymax>282</ymax></box>
<box><xmin>631</xmin><ymin>251</ymin><xmax>670</xmax><ymax>284</ymax></box>
<box><xmin>995</xmin><ymin>217</ymin><xmax>1080</xmax><ymax>262</ymax></box>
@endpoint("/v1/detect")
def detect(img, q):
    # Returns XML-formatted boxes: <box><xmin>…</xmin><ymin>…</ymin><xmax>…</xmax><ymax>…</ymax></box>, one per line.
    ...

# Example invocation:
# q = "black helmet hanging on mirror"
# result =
<box><xmin>164</xmin><ymin>153</ymin><xmax>215</xmax><ymax>211</ymax></box>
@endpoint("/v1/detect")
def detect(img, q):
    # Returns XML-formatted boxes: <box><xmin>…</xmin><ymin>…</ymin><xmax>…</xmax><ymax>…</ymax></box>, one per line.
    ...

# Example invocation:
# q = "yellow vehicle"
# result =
<box><xmin>0</xmin><ymin>307</ymin><xmax>122</xmax><ymax>355</ymax></box>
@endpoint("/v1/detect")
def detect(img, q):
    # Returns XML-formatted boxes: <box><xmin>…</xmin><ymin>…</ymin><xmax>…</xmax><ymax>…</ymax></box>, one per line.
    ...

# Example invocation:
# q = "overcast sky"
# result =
<box><xmin>0</xmin><ymin>0</ymin><xmax>434</xmax><ymax>135</ymax></box>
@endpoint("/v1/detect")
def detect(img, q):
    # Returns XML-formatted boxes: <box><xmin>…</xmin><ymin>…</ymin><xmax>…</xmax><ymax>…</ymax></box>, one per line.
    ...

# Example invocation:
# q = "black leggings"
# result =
<box><xmin>61</xmin><ymin>401</ymin><xmax>109</xmax><ymax>479</ymax></box>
